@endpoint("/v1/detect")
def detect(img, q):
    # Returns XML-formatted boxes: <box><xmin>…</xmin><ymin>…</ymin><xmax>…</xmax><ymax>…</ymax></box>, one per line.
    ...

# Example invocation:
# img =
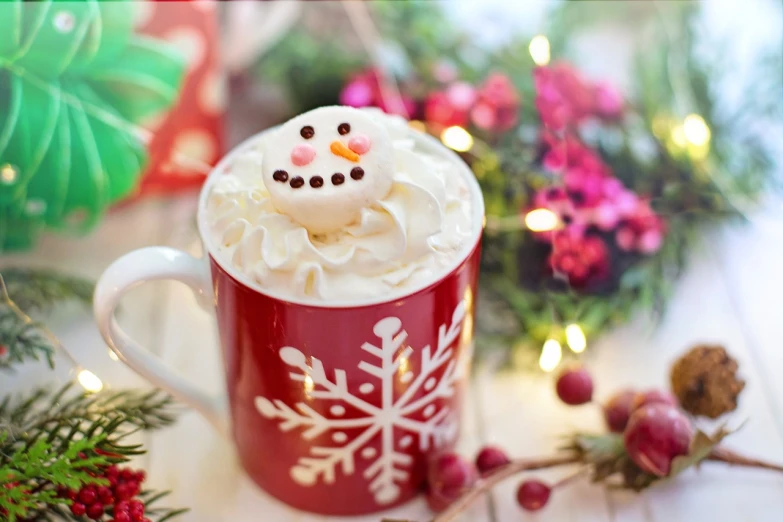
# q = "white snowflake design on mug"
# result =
<box><xmin>254</xmin><ymin>300</ymin><xmax>468</xmax><ymax>505</ymax></box>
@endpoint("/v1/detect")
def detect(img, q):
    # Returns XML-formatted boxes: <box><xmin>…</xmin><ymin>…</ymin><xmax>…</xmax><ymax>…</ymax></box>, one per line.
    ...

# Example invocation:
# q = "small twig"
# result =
<box><xmin>708</xmin><ymin>446</ymin><xmax>783</xmax><ymax>473</ymax></box>
<box><xmin>553</xmin><ymin>465</ymin><xmax>590</xmax><ymax>488</ymax></box>
<box><xmin>432</xmin><ymin>454</ymin><xmax>579</xmax><ymax>522</ymax></box>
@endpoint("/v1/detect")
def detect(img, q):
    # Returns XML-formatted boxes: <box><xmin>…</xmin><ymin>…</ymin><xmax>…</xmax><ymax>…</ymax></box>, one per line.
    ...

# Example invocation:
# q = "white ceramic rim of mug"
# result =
<box><xmin>197</xmin><ymin>123</ymin><xmax>485</xmax><ymax>309</ymax></box>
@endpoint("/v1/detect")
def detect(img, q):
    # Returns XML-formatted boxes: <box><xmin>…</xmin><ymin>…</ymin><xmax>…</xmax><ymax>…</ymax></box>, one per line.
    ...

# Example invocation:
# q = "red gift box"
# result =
<box><xmin>133</xmin><ymin>0</ymin><xmax>225</xmax><ymax>196</ymax></box>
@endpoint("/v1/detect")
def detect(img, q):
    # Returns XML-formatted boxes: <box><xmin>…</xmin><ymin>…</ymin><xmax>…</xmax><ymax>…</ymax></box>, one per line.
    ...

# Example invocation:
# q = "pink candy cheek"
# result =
<box><xmin>291</xmin><ymin>144</ymin><xmax>316</xmax><ymax>166</ymax></box>
<box><xmin>348</xmin><ymin>135</ymin><xmax>372</xmax><ymax>155</ymax></box>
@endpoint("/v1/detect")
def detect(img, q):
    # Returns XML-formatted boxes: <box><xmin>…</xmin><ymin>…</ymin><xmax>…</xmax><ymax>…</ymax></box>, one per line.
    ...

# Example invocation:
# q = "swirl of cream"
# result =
<box><xmin>206</xmin><ymin>108</ymin><xmax>473</xmax><ymax>301</ymax></box>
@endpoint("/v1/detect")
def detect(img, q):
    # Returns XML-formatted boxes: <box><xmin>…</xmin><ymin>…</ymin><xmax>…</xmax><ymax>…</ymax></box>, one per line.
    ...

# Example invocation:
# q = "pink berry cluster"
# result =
<box><xmin>557</xmin><ymin>367</ymin><xmax>693</xmax><ymax>478</ymax></box>
<box><xmin>341</xmin><ymin>67</ymin><xmax>521</xmax><ymax>134</ymax></box>
<box><xmin>531</xmin><ymin>137</ymin><xmax>667</xmax><ymax>287</ymax></box>
<box><xmin>339</xmin><ymin>61</ymin><xmax>666</xmax><ymax>290</ymax></box>
<box><xmin>424</xmin><ymin>367</ymin><xmax>696</xmax><ymax>516</ymax></box>
<box><xmin>529</xmin><ymin>64</ymin><xmax>666</xmax><ymax>288</ymax></box>
<box><xmin>57</xmin><ymin>463</ymin><xmax>149</xmax><ymax>522</ymax></box>
<box><xmin>426</xmin><ymin>445</ymin><xmax>556</xmax><ymax>514</ymax></box>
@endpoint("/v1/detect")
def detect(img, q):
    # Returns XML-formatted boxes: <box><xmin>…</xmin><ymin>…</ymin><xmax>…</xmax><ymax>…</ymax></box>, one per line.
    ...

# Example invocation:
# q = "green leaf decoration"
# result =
<box><xmin>0</xmin><ymin>0</ymin><xmax>186</xmax><ymax>252</ymax></box>
<box><xmin>565</xmin><ymin>426</ymin><xmax>738</xmax><ymax>492</ymax></box>
<box><xmin>668</xmin><ymin>426</ymin><xmax>734</xmax><ymax>478</ymax></box>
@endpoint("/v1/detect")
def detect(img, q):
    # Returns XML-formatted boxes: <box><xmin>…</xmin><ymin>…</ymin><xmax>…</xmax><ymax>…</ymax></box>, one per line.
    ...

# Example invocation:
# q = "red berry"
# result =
<box><xmin>107</xmin><ymin>465</ymin><xmax>119</xmax><ymax>478</ymax></box>
<box><xmin>475</xmin><ymin>446</ymin><xmax>511</xmax><ymax>474</ymax></box>
<box><xmin>133</xmin><ymin>470</ymin><xmax>146</xmax><ymax>483</ymax></box>
<box><xmin>70</xmin><ymin>502</ymin><xmax>86</xmax><ymax>516</ymax></box>
<box><xmin>425</xmin><ymin>486</ymin><xmax>454</xmax><ymax>512</ymax></box>
<box><xmin>86</xmin><ymin>501</ymin><xmax>105</xmax><ymax>520</ymax></box>
<box><xmin>569</xmin><ymin>262</ymin><xmax>589</xmax><ymax>284</ymax></box>
<box><xmin>78</xmin><ymin>452</ymin><xmax>87</xmax><ymax>459</ymax></box>
<box><xmin>98</xmin><ymin>485</ymin><xmax>114</xmax><ymax>505</ymax></box>
<box><xmin>624</xmin><ymin>404</ymin><xmax>693</xmax><ymax>477</ymax></box>
<box><xmin>632</xmin><ymin>389</ymin><xmax>677</xmax><ymax>412</ymax></box>
<box><xmin>556</xmin><ymin>254</ymin><xmax>577</xmax><ymax>273</ymax></box>
<box><xmin>555</xmin><ymin>367</ymin><xmax>594</xmax><ymax>405</ymax></box>
<box><xmin>114</xmin><ymin>500</ymin><xmax>130</xmax><ymax>513</ymax></box>
<box><xmin>516</xmin><ymin>480</ymin><xmax>551</xmax><ymax>512</ymax></box>
<box><xmin>115</xmin><ymin>483</ymin><xmax>133</xmax><ymax>500</ymax></box>
<box><xmin>78</xmin><ymin>486</ymin><xmax>98</xmax><ymax>505</ymax></box>
<box><xmin>426</xmin><ymin>453</ymin><xmax>477</xmax><ymax>512</ymax></box>
<box><xmin>120</xmin><ymin>469</ymin><xmax>135</xmax><ymax>481</ymax></box>
<box><xmin>603</xmin><ymin>389</ymin><xmax>637</xmax><ymax>433</ymax></box>
<box><xmin>114</xmin><ymin>512</ymin><xmax>131</xmax><ymax>522</ymax></box>
<box><xmin>129</xmin><ymin>500</ymin><xmax>144</xmax><ymax>517</ymax></box>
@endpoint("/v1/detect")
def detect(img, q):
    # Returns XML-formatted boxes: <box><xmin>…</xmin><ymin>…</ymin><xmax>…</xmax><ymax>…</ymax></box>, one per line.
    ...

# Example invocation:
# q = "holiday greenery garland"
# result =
<box><xmin>0</xmin><ymin>0</ymin><xmax>186</xmax><ymax>252</ymax></box>
<box><xmin>257</xmin><ymin>1</ymin><xmax>778</xmax><ymax>366</ymax></box>
<box><xmin>0</xmin><ymin>268</ymin><xmax>187</xmax><ymax>521</ymax></box>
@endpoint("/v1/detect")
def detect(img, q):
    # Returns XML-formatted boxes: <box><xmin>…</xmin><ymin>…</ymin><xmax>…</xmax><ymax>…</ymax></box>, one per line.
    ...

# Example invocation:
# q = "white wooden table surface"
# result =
<box><xmin>3</xmin><ymin>192</ymin><xmax>783</xmax><ymax>522</ymax></box>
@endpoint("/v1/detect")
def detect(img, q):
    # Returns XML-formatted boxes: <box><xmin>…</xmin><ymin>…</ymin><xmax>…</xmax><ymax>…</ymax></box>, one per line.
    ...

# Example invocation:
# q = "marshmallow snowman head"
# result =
<box><xmin>261</xmin><ymin>106</ymin><xmax>395</xmax><ymax>234</ymax></box>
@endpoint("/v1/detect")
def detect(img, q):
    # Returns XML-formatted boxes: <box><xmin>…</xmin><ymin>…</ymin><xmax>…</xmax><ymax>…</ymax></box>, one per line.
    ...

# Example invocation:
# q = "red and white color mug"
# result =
<box><xmin>94</xmin><ymin>129</ymin><xmax>484</xmax><ymax>515</ymax></box>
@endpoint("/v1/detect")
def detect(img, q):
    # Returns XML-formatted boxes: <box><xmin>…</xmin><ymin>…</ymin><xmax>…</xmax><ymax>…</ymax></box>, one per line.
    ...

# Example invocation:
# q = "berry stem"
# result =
<box><xmin>431</xmin><ymin>454</ymin><xmax>580</xmax><ymax>522</ymax></box>
<box><xmin>707</xmin><ymin>446</ymin><xmax>783</xmax><ymax>473</ymax></box>
<box><xmin>553</xmin><ymin>466</ymin><xmax>590</xmax><ymax>489</ymax></box>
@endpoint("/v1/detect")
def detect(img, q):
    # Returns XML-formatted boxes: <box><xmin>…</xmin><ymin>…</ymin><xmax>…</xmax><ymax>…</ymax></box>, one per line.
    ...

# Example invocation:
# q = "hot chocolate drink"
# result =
<box><xmin>205</xmin><ymin>106</ymin><xmax>476</xmax><ymax>301</ymax></box>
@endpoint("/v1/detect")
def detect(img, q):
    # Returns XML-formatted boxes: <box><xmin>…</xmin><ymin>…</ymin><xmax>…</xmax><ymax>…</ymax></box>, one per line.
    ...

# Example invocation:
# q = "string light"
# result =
<box><xmin>78</xmin><ymin>370</ymin><xmax>104</xmax><ymax>393</ymax></box>
<box><xmin>1</xmin><ymin>164</ymin><xmax>18</xmax><ymax>184</ymax></box>
<box><xmin>524</xmin><ymin>208</ymin><xmax>560</xmax><ymax>232</ymax></box>
<box><xmin>529</xmin><ymin>35</ymin><xmax>551</xmax><ymax>66</ymax></box>
<box><xmin>539</xmin><ymin>339</ymin><xmax>562</xmax><ymax>372</ymax></box>
<box><xmin>682</xmin><ymin>114</ymin><xmax>711</xmax><ymax>147</ymax></box>
<box><xmin>440</xmin><ymin>126</ymin><xmax>474</xmax><ymax>152</ymax></box>
<box><xmin>671</xmin><ymin>125</ymin><xmax>687</xmax><ymax>148</ymax></box>
<box><xmin>565</xmin><ymin>324</ymin><xmax>587</xmax><ymax>353</ymax></box>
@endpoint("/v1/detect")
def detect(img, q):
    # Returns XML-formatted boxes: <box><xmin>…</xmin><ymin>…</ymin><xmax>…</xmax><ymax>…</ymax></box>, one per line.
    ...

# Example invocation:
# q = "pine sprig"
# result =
<box><xmin>0</xmin><ymin>301</ymin><xmax>55</xmax><ymax>369</ymax></box>
<box><xmin>0</xmin><ymin>268</ymin><xmax>94</xmax><ymax>314</ymax></box>
<box><xmin>0</xmin><ymin>268</ymin><xmax>95</xmax><ymax>370</ymax></box>
<box><xmin>0</xmin><ymin>434</ymin><xmax>112</xmax><ymax>522</ymax></box>
<box><xmin>2</xmin><ymin>384</ymin><xmax>178</xmax><ymax>441</ymax></box>
<box><xmin>0</xmin><ymin>385</ymin><xmax>184</xmax><ymax>521</ymax></box>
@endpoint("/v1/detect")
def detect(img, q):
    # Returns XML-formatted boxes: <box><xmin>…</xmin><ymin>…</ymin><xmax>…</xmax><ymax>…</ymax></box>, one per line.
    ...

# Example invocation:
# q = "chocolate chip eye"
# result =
<box><xmin>290</xmin><ymin>176</ymin><xmax>305</xmax><ymax>188</ymax></box>
<box><xmin>273</xmin><ymin>170</ymin><xmax>289</xmax><ymax>182</ymax></box>
<box><xmin>300</xmin><ymin>126</ymin><xmax>314</xmax><ymax>139</ymax></box>
<box><xmin>309</xmin><ymin>176</ymin><xmax>324</xmax><ymax>188</ymax></box>
<box><xmin>337</xmin><ymin>123</ymin><xmax>351</xmax><ymax>135</ymax></box>
<box><xmin>350</xmin><ymin>167</ymin><xmax>364</xmax><ymax>180</ymax></box>
<box><xmin>331</xmin><ymin>173</ymin><xmax>345</xmax><ymax>186</ymax></box>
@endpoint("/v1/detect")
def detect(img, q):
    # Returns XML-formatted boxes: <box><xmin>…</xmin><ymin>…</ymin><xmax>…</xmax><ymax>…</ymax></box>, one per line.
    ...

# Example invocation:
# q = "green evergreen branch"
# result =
<box><xmin>0</xmin><ymin>434</ymin><xmax>112</xmax><ymax>522</ymax></box>
<box><xmin>0</xmin><ymin>268</ymin><xmax>94</xmax><ymax>314</ymax></box>
<box><xmin>0</xmin><ymin>268</ymin><xmax>95</xmax><ymax>371</ymax></box>
<box><xmin>0</xmin><ymin>302</ymin><xmax>55</xmax><ymax>369</ymax></box>
<box><xmin>2</xmin><ymin>384</ymin><xmax>178</xmax><ymax>441</ymax></box>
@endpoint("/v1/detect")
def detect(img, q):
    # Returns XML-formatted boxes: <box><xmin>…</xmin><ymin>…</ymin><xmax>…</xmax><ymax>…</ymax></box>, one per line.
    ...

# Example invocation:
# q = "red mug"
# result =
<box><xmin>94</xmin><ymin>128</ymin><xmax>484</xmax><ymax>515</ymax></box>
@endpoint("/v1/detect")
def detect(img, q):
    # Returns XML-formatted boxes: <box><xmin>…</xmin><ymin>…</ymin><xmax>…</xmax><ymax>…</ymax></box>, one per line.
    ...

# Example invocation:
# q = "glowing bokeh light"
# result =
<box><xmin>440</xmin><ymin>126</ymin><xmax>474</xmax><ymax>152</ymax></box>
<box><xmin>539</xmin><ymin>339</ymin><xmax>562</xmax><ymax>373</ymax></box>
<box><xmin>565</xmin><ymin>324</ymin><xmax>587</xmax><ymax>353</ymax></box>
<box><xmin>78</xmin><ymin>370</ymin><xmax>104</xmax><ymax>393</ymax></box>
<box><xmin>529</xmin><ymin>35</ymin><xmax>551</xmax><ymax>66</ymax></box>
<box><xmin>524</xmin><ymin>208</ymin><xmax>560</xmax><ymax>232</ymax></box>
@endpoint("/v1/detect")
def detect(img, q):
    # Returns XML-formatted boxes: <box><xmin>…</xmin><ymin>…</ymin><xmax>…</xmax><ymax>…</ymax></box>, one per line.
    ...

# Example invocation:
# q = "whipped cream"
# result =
<box><xmin>205</xmin><ymin>106</ymin><xmax>475</xmax><ymax>301</ymax></box>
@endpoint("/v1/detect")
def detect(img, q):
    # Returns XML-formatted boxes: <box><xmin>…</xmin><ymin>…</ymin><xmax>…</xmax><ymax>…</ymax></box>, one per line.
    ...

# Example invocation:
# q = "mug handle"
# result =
<box><xmin>93</xmin><ymin>246</ymin><xmax>229</xmax><ymax>437</ymax></box>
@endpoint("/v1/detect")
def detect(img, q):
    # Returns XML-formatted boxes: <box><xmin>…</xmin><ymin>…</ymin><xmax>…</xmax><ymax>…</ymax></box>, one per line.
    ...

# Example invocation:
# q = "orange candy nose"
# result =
<box><xmin>330</xmin><ymin>141</ymin><xmax>360</xmax><ymax>163</ymax></box>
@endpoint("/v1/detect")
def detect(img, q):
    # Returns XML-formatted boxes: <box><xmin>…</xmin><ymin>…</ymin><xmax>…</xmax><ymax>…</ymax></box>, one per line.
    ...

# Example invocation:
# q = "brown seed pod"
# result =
<box><xmin>670</xmin><ymin>344</ymin><xmax>745</xmax><ymax>419</ymax></box>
